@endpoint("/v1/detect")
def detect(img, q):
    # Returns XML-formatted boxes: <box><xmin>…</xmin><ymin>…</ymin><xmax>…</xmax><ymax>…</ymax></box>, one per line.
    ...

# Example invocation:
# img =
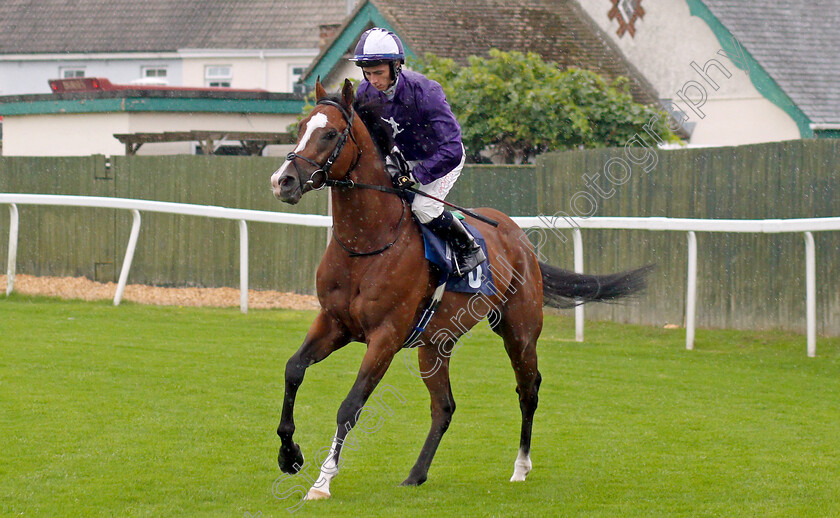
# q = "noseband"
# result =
<box><xmin>285</xmin><ymin>99</ymin><xmax>361</xmax><ymax>190</ymax></box>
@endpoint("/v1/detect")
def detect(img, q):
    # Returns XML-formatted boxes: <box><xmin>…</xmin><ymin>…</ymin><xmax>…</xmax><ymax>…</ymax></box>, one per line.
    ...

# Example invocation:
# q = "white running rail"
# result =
<box><xmin>3</xmin><ymin>194</ymin><xmax>839</xmax><ymax>356</ymax></box>
<box><xmin>2</xmin><ymin>194</ymin><xmax>330</xmax><ymax>314</ymax></box>
<box><xmin>515</xmin><ymin>215</ymin><xmax>840</xmax><ymax>357</ymax></box>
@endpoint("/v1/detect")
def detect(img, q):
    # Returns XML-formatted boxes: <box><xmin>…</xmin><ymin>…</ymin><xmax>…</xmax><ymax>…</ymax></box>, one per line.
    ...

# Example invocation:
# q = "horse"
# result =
<box><xmin>269</xmin><ymin>79</ymin><xmax>651</xmax><ymax>500</ymax></box>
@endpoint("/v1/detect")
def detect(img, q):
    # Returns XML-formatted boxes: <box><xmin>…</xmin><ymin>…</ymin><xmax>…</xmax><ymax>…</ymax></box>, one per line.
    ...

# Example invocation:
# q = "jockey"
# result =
<box><xmin>350</xmin><ymin>27</ymin><xmax>486</xmax><ymax>277</ymax></box>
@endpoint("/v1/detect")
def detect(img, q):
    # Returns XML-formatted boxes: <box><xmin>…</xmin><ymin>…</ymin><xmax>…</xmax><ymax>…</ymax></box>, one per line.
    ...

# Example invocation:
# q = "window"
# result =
<box><xmin>290</xmin><ymin>65</ymin><xmax>307</xmax><ymax>93</ymax></box>
<box><xmin>205</xmin><ymin>65</ymin><xmax>232</xmax><ymax>87</ymax></box>
<box><xmin>142</xmin><ymin>66</ymin><xmax>168</xmax><ymax>79</ymax></box>
<box><xmin>60</xmin><ymin>67</ymin><xmax>85</xmax><ymax>78</ymax></box>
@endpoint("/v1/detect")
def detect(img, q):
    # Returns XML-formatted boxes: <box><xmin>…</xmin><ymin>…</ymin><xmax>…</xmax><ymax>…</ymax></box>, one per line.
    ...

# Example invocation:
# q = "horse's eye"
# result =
<box><xmin>323</xmin><ymin>129</ymin><xmax>338</xmax><ymax>140</ymax></box>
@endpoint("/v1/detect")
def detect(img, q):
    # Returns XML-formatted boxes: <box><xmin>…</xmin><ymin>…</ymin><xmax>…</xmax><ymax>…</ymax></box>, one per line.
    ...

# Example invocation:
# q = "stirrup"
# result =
<box><xmin>453</xmin><ymin>245</ymin><xmax>487</xmax><ymax>277</ymax></box>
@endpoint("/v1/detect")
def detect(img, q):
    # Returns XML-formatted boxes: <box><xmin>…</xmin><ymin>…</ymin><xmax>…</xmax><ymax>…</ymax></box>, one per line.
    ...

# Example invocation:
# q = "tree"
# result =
<box><xmin>412</xmin><ymin>49</ymin><xmax>679</xmax><ymax>163</ymax></box>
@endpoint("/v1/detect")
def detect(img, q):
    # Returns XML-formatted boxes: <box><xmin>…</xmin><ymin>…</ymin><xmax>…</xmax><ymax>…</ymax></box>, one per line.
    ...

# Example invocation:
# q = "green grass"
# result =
<box><xmin>2</xmin><ymin>294</ymin><xmax>840</xmax><ymax>517</ymax></box>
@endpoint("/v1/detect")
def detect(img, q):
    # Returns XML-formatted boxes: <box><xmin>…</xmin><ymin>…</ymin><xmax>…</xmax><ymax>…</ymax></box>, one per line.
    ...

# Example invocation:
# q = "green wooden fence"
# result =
<box><xmin>1</xmin><ymin>140</ymin><xmax>838</xmax><ymax>335</ymax></box>
<box><xmin>520</xmin><ymin>139</ymin><xmax>840</xmax><ymax>336</ymax></box>
<box><xmin>0</xmin><ymin>156</ymin><xmax>112</xmax><ymax>280</ymax></box>
<box><xmin>0</xmin><ymin>156</ymin><xmax>329</xmax><ymax>294</ymax></box>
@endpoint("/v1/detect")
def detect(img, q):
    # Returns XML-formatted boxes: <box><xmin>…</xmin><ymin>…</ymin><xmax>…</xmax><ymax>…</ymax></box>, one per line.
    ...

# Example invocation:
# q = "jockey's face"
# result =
<box><xmin>362</xmin><ymin>63</ymin><xmax>392</xmax><ymax>92</ymax></box>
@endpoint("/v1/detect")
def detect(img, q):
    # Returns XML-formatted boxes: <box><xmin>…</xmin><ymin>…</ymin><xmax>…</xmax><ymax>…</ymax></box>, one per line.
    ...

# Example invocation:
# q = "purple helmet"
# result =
<box><xmin>350</xmin><ymin>27</ymin><xmax>405</xmax><ymax>66</ymax></box>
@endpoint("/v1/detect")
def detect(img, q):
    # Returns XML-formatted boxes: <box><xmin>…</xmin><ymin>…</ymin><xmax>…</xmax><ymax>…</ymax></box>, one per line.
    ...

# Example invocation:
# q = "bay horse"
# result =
<box><xmin>269</xmin><ymin>79</ymin><xmax>650</xmax><ymax>500</ymax></box>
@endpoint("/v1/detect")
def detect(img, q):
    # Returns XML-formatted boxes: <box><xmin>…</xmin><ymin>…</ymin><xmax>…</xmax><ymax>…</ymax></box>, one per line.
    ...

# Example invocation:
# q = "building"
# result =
<box><xmin>0</xmin><ymin>0</ymin><xmax>356</xmax><ymax>156</ymax></box>
<box><xmin>2</xmin><ymin>0</ymin><xmax>837</xmax><ymax>153</ymax></box>
<box><xmin>0</xmin><ymin>0</ymin><xmax>353</xmax><ymax>96</ymax></box>
<box><xmin>306</xmin><ymin>0</ymin><xmax>840</xmax><ymax>146</ymax></box>
<box><xmin>307</xmin><ymin>0</ymin><xmax>660</xmax><ymax>106</ymax></box>
<box><xmin>0</xmin><ymin>79</ymin><xmax>304</xmax><ymax>156</ymax></box>
<box><xmin>576</xmin><ymin>0</ymin><xmax>840</xmax><ymax>142</ymax></box>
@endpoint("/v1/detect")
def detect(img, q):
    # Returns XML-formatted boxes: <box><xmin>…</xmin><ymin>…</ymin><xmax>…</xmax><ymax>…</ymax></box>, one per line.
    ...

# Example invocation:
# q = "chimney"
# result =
<box><xmin>346</xmin><ymin>0</ymin><xmax>358</xmax><ymax>15</ymax></box>
<box><xmin>319</xmin><ymin>24</ymin><xmax>342</xmax><ymax>51</ymax></box>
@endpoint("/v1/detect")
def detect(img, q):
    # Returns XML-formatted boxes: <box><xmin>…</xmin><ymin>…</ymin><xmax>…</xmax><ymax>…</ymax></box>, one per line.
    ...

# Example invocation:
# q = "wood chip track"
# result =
<box><xmin>1</xmin><ymin>274</ymin><xmax>319</xmax><ymax>310</ymax></box>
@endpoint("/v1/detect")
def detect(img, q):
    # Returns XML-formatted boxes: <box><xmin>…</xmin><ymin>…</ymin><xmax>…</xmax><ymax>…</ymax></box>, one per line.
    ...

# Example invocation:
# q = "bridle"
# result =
<box><xmin>284</xmin><ymin>99</ymin><xmax>362</xmax><ymax>191</ymax></box>
<box><xmin>285</xmin><ymin>98</ymin><xmax>406</xmax><ymax>257</ymax></box>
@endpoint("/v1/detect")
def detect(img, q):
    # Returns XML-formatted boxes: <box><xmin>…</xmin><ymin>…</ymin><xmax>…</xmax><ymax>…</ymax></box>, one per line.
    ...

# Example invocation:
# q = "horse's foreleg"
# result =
<box><xmin>401</xmin><ymin>345</ymin><xmax>455</xmax><ymax>486</ymax></box>
<box><xmin>277</xmin><ymin>311</ymin><xmax>349</xmax><ymax>475</ymax></box>
<box><xmin>307</xmin><ymin>331</ymin><xmax>400</xmax><ymax>500</ymax></box>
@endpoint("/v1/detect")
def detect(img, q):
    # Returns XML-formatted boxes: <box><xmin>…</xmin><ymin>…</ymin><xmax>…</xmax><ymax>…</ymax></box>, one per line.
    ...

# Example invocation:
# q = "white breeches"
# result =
<box><xmin>405</xmin><ymin>147</ymin><xmax>466</xmax><ymax>224</ymax></box>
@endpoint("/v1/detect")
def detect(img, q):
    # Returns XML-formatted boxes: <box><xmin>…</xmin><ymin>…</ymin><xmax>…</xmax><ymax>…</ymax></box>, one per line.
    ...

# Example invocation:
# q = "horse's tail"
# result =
<box><xmin>539</xmin><ymin>262</ymin><xmax>654</xmax><ymax>309</ymax></box>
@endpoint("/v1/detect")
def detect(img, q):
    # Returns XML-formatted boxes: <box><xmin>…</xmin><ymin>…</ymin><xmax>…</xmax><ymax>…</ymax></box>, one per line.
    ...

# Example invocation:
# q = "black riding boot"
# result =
<box><xmin>425</xmin><ymin>211</ymin><xmax>487</xmax><ymax>276</ymax></box>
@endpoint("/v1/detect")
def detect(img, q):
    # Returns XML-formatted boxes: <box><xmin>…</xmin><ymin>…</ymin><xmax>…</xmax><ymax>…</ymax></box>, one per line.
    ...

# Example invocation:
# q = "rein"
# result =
<box><xmin>332</xmin><ymin>200</ymin><xmax>407</xmax><ymax>257</ymax></box>
<box><xmin>286</xmin><ymin>98</ymin><xmax>497</xmax><ymax>258</ymax></box>
<box><xmin>287</xmin><ymin>99</ymin><xmax>408</xmax><ymax>257</ymax></box>
<box><xmin>326</xmin><ymin>179</ymin><xmax>499</xmax><ymax>227</ymax></box>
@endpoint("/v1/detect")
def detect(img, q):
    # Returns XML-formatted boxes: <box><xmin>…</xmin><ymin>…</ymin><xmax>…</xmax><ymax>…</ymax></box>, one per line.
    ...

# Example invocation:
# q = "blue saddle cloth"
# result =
<box><xmin>419</xmin><ymin>220</ymin><xmax>496</xmax><ymax>296</ymax></box>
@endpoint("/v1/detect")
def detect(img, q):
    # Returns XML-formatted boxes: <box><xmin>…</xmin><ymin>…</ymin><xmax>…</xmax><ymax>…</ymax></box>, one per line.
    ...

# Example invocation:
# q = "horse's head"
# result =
<box><xmin>271</xmin><ymin>79</ymin><xmax>358</xmax><ymax>204</ymax></box>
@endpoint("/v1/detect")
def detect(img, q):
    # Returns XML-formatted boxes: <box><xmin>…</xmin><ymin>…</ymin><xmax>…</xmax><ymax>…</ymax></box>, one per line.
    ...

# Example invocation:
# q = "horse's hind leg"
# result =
<box><xmin>402</xmin><ymin>344</ymin><xmax>455</xmax><ymax>486</ymax></box>
<box><xmin>492</xmin><ymin>301</ymin><xmax>543</xmax><ymax>482</ymax></box>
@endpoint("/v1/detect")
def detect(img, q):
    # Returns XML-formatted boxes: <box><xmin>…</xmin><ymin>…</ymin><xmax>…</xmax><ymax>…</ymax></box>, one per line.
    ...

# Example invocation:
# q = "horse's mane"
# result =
<box><xmin>318</xmin><ymin>92</ymin><xmax>393</xmax><ymax>160</ymax></box>
<box><xmin>352</xmin><ymin>97</ymin><xmax>395</xmax><ymax>159</ymax></box>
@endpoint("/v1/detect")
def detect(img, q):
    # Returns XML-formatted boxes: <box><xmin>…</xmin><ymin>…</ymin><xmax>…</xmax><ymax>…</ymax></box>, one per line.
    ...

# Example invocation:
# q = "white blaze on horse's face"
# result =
<box><xmin>271</xmin><ymin>112</ymin><xmax>330</xmax><ymax>198</ymax></box>
<box><xmin>295</xmin><ymin>112</ymin><xmax>329</xmax><ymax>153</ymax></box>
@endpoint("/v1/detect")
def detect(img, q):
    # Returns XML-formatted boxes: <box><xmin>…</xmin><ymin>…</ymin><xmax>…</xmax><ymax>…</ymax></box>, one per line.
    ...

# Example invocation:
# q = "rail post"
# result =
<box><xmin>6</xmin><ymin>203</ymin><xmax>19</xmax><ymax>296</ymax></box>
<box><xmin>686</xmin><ymin>231</ymin><xmax>697</xmax><ymax>350</ymax></box>
<box><xmin>114</xmin><ymin>209</ymin><xmax>141</xmax><ymax>306</ymax></box>
<box><xmin>804</xmin><ymin>232</ymin><xmax>816</xmax><ymax>357</ymax></box>
<box><xmin>573</xmin><ymin>228</ymin><xmax>584</xmax><ymax>342</ymax></box>
<box><xmin>239</xmin><ymin>219</ymin><xmax>248</xmax><ymax>314</ymax></box>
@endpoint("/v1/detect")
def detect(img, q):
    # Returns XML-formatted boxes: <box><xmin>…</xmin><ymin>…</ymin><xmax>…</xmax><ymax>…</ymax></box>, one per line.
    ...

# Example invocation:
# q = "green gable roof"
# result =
<box><xmin>687</xmin><ymin>0</ymin><xmax>814</xmax><ymax>137</ymax></box>
<box><xmin>303</xmin><ymin>1</ymin><xmax>415</xmax><ymax>86</ymax></box>
<box><xmin>304</xmin><ymin>0</ymin><xmax>662</xmax><ymax>106</ymax></box>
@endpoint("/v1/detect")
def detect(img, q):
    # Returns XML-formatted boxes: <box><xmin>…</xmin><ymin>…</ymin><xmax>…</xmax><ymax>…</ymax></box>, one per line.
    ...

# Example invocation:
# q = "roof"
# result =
<box><xmin>306</xmin><ymin>0</ymin><xmax>660</xmax><ymax>105</ymax></box>
<box><xmin>0</xmin><ymin>89</ymin><xmax>305</xmax><ymax>116</ymax></box>
<box><xmin>0</xmin><ymin>0</ymin><xmax>348</xmax><ymax>53</ymax></box>
<box><xmin>695</xmin><ymin>0</ymin><xmax>840</xmax><ymax>126</ymax></box>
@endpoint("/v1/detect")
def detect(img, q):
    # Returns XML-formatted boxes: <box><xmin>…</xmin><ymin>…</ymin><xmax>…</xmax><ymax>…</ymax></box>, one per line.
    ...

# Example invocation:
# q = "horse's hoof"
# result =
<box><xmin>510</xmin><ymin>457</ymin><xmax>532</xmax><ymax>482</ymax></box>
<box><xmin>510</xmin><ymin>464</ymin><xmax>531</xmax><ymax>482</ymax></box>
<box><xmin>278</xmin><ymin>442</ymin><xmax>305</xmax><ymax>474</ymax></box>
<box><xmin>399</xmin><ymin>476</ymin><xmax>426</xmax><ymax>487</ymax></box>
<box><xmin>306</xmin><ymin>488</ymin><xmax>330</xmax><ymax>500</ymax></box>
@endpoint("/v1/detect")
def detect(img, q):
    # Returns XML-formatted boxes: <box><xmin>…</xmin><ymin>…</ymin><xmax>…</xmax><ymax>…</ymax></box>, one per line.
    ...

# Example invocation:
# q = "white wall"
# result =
<box><xmin>574</xmin><ymin>0</ymin><xmax>800</xmax><ymax>145</ymax></box>
<box><xmin>0</xmin><ymin>49</ymin><xmax>320</xmax><ymax>96</ymax></box>
<box><xmin>2</xmin><ymin>112</ymin><xmax>298</xmax><ymax>157</ymax></box>
<box><xmin>3</xmin><ymin>113</ymin><xmax>130</xmax><ymax>156</ymax></box>
<box><xmin>127</xmin><ymin>112</ymin><xmax>297</xmax><ymax>157</ymax></box>
<box><xmin>0</xmin><ymin>55</ymin><xmax>182</xmax><ymax>95</ymax></box>
<box><xmin>324</xmin><ymin>60</ymin><xmax>364</xmax><ymax>91</ymax></box>
<box><xmin>179</xmin><ymin>50</ymin><xmax>318</xmax><ymax>91</ymax></box>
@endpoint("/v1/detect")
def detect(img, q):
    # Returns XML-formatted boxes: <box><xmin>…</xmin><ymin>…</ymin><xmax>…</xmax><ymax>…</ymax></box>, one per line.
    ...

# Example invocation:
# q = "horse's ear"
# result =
<box><xmin>342</xmin><ymin>78</ymin><xmax>355</xmax><ymax>108</ymax></box>
<box><xmin>315</xmin><ymin>78</ymin><xmax>327</xmax><ymax>101</ymax></box>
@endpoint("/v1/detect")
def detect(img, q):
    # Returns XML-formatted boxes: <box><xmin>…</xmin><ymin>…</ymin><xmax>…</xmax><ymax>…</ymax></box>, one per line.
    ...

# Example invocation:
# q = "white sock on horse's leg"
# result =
<box><xmin>307</xmin><ymin>431</ymin><xmax>341</xmax><ymax>500</ymax></box>
<box><xmin>510</xmin><ymin>448</ymin><xmax>532</xmax><ymax>482</ymax></box>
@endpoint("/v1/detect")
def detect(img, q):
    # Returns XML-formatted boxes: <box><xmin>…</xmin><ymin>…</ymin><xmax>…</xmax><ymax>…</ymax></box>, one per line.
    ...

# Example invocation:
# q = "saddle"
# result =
<box><xmin>418</xmin><ymin>212</ymin><xmax>495</xmax><ymax>296</ymax></box>
<box><xmin>403</xmin><ymin>212</ymin><xmax>495</xmax><ymax>347</ymax></box>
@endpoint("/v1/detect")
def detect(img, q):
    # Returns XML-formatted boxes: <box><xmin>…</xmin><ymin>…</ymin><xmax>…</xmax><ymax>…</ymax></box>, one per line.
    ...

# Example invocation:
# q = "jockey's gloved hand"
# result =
<box><xmin>395</xmin><ymin>172</ymin><xmax>415</xmax><ymax>189</ymax></box>
<box><xmin>385</xmin><ymin>146</ymin><xmax>410</xmax><ymax>178</ymax></box>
